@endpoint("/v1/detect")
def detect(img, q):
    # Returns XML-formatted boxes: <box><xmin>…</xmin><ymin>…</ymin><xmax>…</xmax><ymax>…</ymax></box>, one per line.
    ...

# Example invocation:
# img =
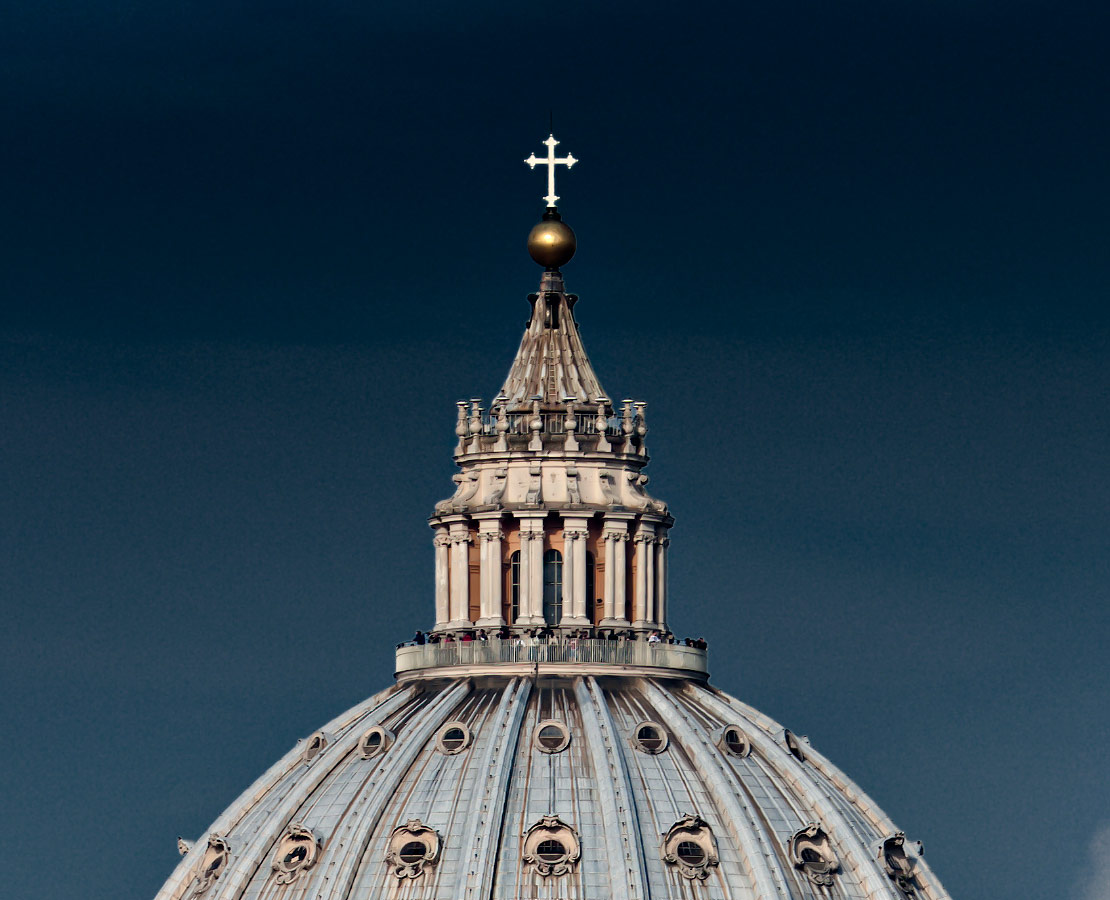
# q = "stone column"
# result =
<box><xmin>476</xmin><ymin>518</ymin><xmax>505</xmax><ymax>627</ymax></box>
<box><xmin>601</xmin><ymin>520</ymin><xmax>630</xmax><ymax>626</ymax></box>
<box><xmin>517</xmin><ymin>515</ymin><xmax>546</xmax><ymax>625</ymax></box>
<box><xmin>655</xmin><ymin>534</ymin><xmax>669</xmax><ymax>631</ymax></box>
<box><xmin>447</xmin><ymin>522</ymin><xmax>472</xmax><ymax>629</ymax></box>
<box><xmin>433</xmin><ymin>527</ymin><xmax>450</xmax><ymax>630</ymax></box>
<box><xmin>562</xmin><ymin>518</ymin><xmax>591</xmax><ymax>626</ymax></box>
<box><xmin>632</xmin><ymin>522</ymin><xmax>655</xmax><ymax>629</ymax></box>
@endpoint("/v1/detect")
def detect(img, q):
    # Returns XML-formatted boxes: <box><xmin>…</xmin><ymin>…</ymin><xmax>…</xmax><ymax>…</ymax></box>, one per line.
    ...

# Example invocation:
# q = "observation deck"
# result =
<box><xmin>395</xmin><ymin>637</ymin><xmax>708</xmax><ymax>681</ymax></box>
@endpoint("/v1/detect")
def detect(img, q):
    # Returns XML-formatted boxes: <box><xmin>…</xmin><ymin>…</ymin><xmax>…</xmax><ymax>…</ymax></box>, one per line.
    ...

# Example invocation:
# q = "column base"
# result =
<box><xmin>516</xmin><ymin>616</ymin><xmax>546</xmax><ymax>626</ymax></box>
<box><xmin>475</xmin><ymin>616</ymin><xmax>505</xmax><ymax>628</ymax></box>
<box><xmin>559</xmin><ymin>616</ymin><xmax>591</xmax><ymax>627</ymax></box>
<box><xmin>444</xmin><ymin>619</ymin><xmax>474</xmax><ymax>630</ymax></box>
<box><xmin>599</xmin><ymin>617</ymin><xmax>631</xmax><ymax>628</ymax></box>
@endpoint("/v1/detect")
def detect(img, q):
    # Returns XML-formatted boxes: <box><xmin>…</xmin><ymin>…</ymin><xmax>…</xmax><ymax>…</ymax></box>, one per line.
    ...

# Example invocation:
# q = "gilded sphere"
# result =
<box><xmin>527</xmin><ymin>218</ymin><xmax>577</xmax><ymax>268</ymax></box>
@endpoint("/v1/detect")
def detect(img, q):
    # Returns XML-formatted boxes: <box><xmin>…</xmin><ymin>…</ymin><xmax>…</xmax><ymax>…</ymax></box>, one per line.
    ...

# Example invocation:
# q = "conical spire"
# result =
<box><xmin>499</xmin><ymin>269</ymin><xmax>608</xmax><ymax>409</ymax></box>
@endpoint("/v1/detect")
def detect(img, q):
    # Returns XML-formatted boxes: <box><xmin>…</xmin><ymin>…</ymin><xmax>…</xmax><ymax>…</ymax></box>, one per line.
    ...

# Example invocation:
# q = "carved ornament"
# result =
<box><xmin>272</xmin><ymin>823</ymin><xmax>321</xmax><ymax>885</ymax></box>
<box><xmin>386</xmin><ymin>820</ymin><xmax>441</xmax><ymax>879</ymax></box>
<box><xmin>788</xmin><ymin>824</ymin><xmax>839</xmax><ymax>886</ymax></box>
<box><xmin>190</xmin><ymin>834</ymin><xmax>230</xmax><ymax>894</ymax></box>
<box><xmin>522</xmin><ymin>815</ymin><xmax>581</xmax><ymax>877</ymax></box>
<box><xmin>661</xmin><ymin>813</ymin><xmax>719</xmax><ymax>880</ymax></box>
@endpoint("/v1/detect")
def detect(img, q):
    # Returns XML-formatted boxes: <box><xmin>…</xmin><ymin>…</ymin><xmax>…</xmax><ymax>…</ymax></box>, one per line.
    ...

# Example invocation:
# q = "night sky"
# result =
<box><xmin>2</xmin><ymin>3</ymin><xmax>1108</xmax><ymax>899</ymax></box>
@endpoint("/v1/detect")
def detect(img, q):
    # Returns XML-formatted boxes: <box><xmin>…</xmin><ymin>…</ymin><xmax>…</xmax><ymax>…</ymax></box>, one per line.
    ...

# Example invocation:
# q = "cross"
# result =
<box><xmin>524</xmin><ymin>134</ymin><xmax>577</xmax><ymax>208</ymax></box>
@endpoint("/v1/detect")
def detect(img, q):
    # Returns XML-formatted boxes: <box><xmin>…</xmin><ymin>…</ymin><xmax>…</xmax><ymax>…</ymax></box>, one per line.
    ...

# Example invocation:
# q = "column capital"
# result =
<box><xmin>563</xmin><ymin>526</ymin><xmax>589</xmax><ymax>540</ymax></box>
<box><xmin>433</xmin><ymin>533</ymin><xmax>451</xmax><ymax>549</ymax></box>
<box><xmin>478</xmin><ymin>529</ymin><xmax>505</xmax><ymax>543</ymax></box>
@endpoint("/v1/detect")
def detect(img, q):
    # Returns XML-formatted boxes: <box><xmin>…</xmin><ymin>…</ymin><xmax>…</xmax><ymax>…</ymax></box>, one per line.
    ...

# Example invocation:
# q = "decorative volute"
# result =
<box><xmin>424</xmin><ymin>136</ymin><xmax>676</xmax><ymax>648</ymax></box>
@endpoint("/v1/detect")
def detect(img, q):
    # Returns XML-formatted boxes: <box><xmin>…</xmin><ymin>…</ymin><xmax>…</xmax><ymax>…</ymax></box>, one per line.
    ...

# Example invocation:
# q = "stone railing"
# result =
<box><xmin>395</xmin><ymin>637</ymin><xmax>707</xmax><ymax>678</ymax></box>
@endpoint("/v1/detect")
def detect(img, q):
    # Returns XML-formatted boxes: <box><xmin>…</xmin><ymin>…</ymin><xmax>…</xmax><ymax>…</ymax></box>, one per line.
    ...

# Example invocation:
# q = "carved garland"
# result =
<box><xmin>190</xmin><ymin>835</ymin><xmax>230</xmax><ymax>894</ymax></box>
<box><xmin>880</xmin><ymin>832</ymin><xmax>923</xmax><ymax>896</ymax></box>
<box><xmin>386</xmin><ymin>820</ymin><xmax>441</xmax><ymax>878</ymax></box>
<box><xmin>522</xmin><ymin>815</ymin><xmax>581</xmax><ymax>876</ymax></box>
<box><xmin>272</xmin><ymin>823</ymin><xmax>321</xmax><ymax>885</ymax></box>
<box><xmin>661</xmin><ymin>813</ymin><xmax>719</xmax><ymax>880</ymax></box>
<box><xmin>788</xmin><ymin>823</ymin><xmax>839</xmax><ymax>886</ymax></box>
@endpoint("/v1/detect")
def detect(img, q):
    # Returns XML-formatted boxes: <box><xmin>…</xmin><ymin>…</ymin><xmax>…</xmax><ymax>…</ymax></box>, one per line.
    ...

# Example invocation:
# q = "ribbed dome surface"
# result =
<box><xmin>158</xmin><ymin>674</ymin><xmax>949</xmax><ymax>900</ymax></box>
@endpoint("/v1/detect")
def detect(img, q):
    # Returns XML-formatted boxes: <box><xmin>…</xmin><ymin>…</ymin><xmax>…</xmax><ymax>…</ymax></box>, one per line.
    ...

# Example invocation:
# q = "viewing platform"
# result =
<box><xmin>395</xmin><ymin>637</ymin><xmax>708</xmax><ymax>681</ymax></box>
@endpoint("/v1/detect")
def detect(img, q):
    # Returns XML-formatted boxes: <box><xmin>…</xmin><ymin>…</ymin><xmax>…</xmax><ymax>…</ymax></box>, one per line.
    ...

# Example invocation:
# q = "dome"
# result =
<box><xmin>158</xmin><ymin>666</ymin><xmax>944</xmax><ymax>900</ymax></box>
<box><xmin>155</xmin><ymin>136</ymin><xmax>952</xmax><ymax>900</ymax></box>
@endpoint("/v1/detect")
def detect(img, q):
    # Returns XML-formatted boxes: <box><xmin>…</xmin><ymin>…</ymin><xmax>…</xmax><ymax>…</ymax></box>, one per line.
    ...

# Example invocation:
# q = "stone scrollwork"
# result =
<box><xmin>879</xmin><ymin>832</ymin><xmax>923</xmax><ymax>896</ymax></box>
<box><xmin>789</xmin><ymin>823</ymin><xmax>839</xmax><ymax>886</ymax></box>
<box><xmin>522</xmin><ymin>815</ymin><xmax>581</xmax><ymax>876</ymax></box>
<box><xmin>190</xmin><ymin>834</ymin><xmax>230</xmax><ymax>894</ymax></box>
<box><xmin>272</xmin><ymin>823</ymin><xmax>321</xmax><ymax>885</ymax></box>
<box><xmin>386</xmin><ymin>820</ymin><xmax>441</xmax><ymax>878</ymax></box>
<box><xmin>661</xmin><ymin>813</ymin><xmax>719</xmax><ymax>880</ymax></box>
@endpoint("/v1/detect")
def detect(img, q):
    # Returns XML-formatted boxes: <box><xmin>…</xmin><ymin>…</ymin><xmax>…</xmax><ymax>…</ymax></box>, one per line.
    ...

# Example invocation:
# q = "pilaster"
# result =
<box><xmin>516</xmin><ymin>514</ymin><xmax>546</xmax><ymax>625</ymax></box>
<box><xmin>655</xmin><ymin>534</ymin><xmax>669</xmax><ymax>631</ymax></box>
<box><xmin>601</xmin><ymin>518</ymin><xmax>631</xmax><ymax>627</ymax></box>
<box><xmin>561</xmin><ymin>517</ymin><xmax>591</xmax><ymax>626</ymax></box>
<box><xmin>631</xmin><ymin>521</ymin><xmax>656</xmax><ymax>629</ymax></box>
<box><xmin>447</xmin><ymin>521</ymin><xmax>473</xmax><ymax>629</ymax></box>
<box><xmin>433</xmin><ymin>527</ymin><xmax>450</xmax><ymax>629</ymax></box>
<box><xmin>476</xmin><ymin>517</ymin><xmax>506</xmax><ymax>627</ymax></box>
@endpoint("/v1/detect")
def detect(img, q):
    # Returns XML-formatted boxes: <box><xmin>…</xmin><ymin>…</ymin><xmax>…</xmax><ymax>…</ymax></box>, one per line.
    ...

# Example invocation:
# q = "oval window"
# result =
<box><xmin>436</xmin><ymin>721</ymin><xmax>472</xmax><ymax>754</ymax></box>
<box><xmin>399</xmin><ymin>841</ymin><xmax>427</xmax><ymax>864</ymax></box>
<box><xmin>534</xmin><ymin>720</ymin><xmax>570</xmax><ymax>753</ymax></box>
<box><xmin>677</xmin><ymin>841</ymin><xmax>706</xmax><ymax>866</ymax></box>
<box><xmin>633</xmin><ymin>721</ymin><xmax>668</xmax><ymax>753</ymax></box>
<box><xmin>536</xmin><ymin>838</ymin><xmax>567</xmax><ymax>862</ymax></box>
<box><xmin>719</xmin><ymin>725</ymin><xmax>750</xmax><ymax>758</ymax></box>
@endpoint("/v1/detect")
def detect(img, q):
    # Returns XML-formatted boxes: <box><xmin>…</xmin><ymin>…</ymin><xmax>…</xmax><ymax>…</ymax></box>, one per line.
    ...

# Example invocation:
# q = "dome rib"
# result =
<box><xmin>155</xmin><ymin>683</ymin><xmax>418</xmax><ymax>900</ymax></box>
<box><xmin>643</xmin><ymin>680</ymin><xmax>792</xmax><ymax>900</ymax></box>
<box><xmin>690</xmin><ymin>685</ymin><xmax>941</xmax><ymax>900</ymax></box>
<box><xmin>574</xmin><ymin>676</ymin><xmax>650</xmax><ymax>900</ymax></box>
<box><xmin>324</xmin><ymin>680</ymin><xmax>472</xmax><ymax>900</ymax></box>
<box><xmin>455</xmin><ymin>678</ymin><xmax>532</xmax><ymax>900</ymax></box>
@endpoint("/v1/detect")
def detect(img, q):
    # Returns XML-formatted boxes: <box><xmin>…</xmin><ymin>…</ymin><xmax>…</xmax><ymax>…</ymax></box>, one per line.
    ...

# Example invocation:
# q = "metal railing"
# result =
<box><xmin>395</xmin><ymin>637</ymin><xmax>707</xmax><ymax>675</ymax></box>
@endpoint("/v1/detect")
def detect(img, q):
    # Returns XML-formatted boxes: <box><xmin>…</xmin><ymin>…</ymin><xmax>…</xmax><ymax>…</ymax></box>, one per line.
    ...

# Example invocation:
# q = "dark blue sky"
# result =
<box><xmin>1</xmin><ymin>3</ymin><xmax>1107</xmax><ymax>899</ymax></box>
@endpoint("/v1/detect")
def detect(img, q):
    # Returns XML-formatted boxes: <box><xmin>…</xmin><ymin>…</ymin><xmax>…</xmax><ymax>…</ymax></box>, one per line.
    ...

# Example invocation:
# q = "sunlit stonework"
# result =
<box><xmin>154</xmin><ymin>137</ymin><xmax>955</xmax><ymax>900</ymax></box>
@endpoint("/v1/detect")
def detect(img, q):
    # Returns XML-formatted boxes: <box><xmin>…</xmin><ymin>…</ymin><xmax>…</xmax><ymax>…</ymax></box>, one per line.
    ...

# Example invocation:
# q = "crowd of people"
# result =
<box><xmin>401</xmin><ymin>627</ymin><xmax>708</xmax><ymax>650</ymax></box>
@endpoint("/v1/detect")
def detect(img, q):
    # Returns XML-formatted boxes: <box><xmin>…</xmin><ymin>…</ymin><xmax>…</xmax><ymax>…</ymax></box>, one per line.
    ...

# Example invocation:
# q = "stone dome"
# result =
<box><xmin>158</xmin><ymin>669</ymin><xmax>947</xmax><ymax>900</ymax></box>
<box><xmin>155</xmin><ymin>138</ymin><xmax>952</xmax><ymax>900</ymax></box>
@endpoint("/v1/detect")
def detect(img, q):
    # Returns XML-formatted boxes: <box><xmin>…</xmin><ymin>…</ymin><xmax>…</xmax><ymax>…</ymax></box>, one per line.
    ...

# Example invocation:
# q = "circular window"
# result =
<box><xmin>398</xmin><ymin>841</ymin><xmax>427</xmax><ymax>864</ymax></box>
<box><xmin>783</xmin><ymin>729</ymin><xmax>806</xmax><ymax>762</ymax></box>
<box><xmin>534</xmin><ymin>720</ymin><xmax>571</xmax><ymax>753</ymax></box>
<box><xmin>358</xmin><ymin>726</ymin><xmax>393</xmax><ymax>759</ymax></box>
<box><xmin>719</xmin><ymin>725</ymin><xmax>750</xmax><ymax>758</ymax></box>
<box><xmin>677</xmin><ymin>841</ymin><xmax>706</xmax><ymax>866</ymax></box>
<box><xmin>436</xmin><ymin>721</ymin><xmax>472</xmax><ymax>755</ymax></box>
<box><xmin>536</xmin><ymin>838</ymin><xmax>567</xmax><ymax>862</ymax></box>
<box><xmin>632</xmin><ymin>721</ymin><xmax>668</xmax><ymax>753</ymax></box>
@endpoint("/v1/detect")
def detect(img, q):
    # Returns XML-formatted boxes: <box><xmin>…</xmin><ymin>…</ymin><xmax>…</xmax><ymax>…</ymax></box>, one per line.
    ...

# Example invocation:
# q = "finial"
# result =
<box><xmin>525</xmin><ymin>135</ymin><xmax>578</xmax><ymax>269</ymax></box>
<box><xmin>524</xmin><ymin>134</ymin><xmax>577</xmax><ymax>208</ymax></box>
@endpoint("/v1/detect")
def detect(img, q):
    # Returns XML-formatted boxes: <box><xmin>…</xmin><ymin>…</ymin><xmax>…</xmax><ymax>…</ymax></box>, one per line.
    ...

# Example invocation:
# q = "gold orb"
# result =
<box><xmin>527</xmin><ymin>217</ymin><xmax>577</xmax><ymax>268</ymax></box>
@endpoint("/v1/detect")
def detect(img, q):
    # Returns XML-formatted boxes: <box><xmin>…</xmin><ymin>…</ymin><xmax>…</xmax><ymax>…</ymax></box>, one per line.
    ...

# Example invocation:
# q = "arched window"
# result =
<box><xmin>542</xmin><ymin>549</ymin><xmax>563</xmax><ymax>625</ymax></box>
<box><xmin>509</xmin><ymin>550</ymin><xmax>521</xmax><ymax>622</ymax></box>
